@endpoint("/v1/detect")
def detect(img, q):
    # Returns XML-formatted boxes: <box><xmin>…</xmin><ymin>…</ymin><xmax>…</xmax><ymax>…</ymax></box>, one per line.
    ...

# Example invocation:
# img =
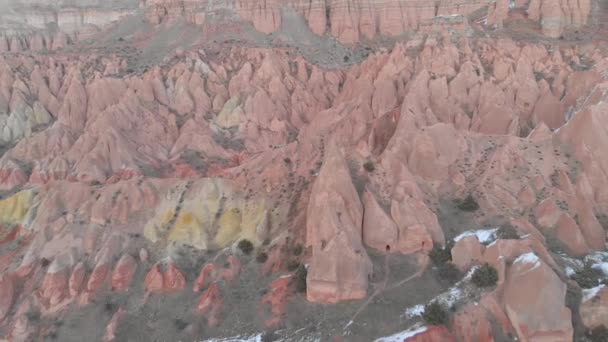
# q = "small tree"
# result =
<box><xmin>496</xmin><ymin>224</ymin><xmax>519</xmax><ymax>240</ymax></box>
<box><xmin>237</xmin><ymin>239</ymin><xmax>254</xmax><ymax>255</ymax></box>
<box><xmin>438</xmin><ymin>263</ymin><xmax>463</xmax><ymax>284</ymax></box>
<box><xmin>573</xmin><ymin>265</ymin><xmax>605</xmax><ymax>289</ymax></box>
<box><xmin>256</xmin><ymin>251</ymin><xmax>268</xmax><ymax>263</ymax></box>
<box><xmin>471</xmin><ymin>264</ymin><xmax>498</xmax><ymax>288</ymax></box>
<box><xmin>586</xmin><ymin>325</ymin><xmax>608</xmax><ymax>342</ymax></box>
<box><xmin>422</xmin><ymin>301</ymin><xmax>448</xmax><ymax>326</ymax></box>
<box><xmin>293</xmin><ymin>264</ymin><xmax>307</xmax><ymax>293</ymax></box>
<box><xmin>457</xmin><ymin>194</ymin><xmax>479</xmax><ymax>212</ymax></box>
<box><xmin>429</xmin><ymin>240</ymin><xmax>454</xmax><ymax>266</ymax></box>
<box><xmin>287</xmin><ymin>260</ymin><xmax>300</xmax><ymax>272</ymax></box>
<box><xmin>363</xmin><ymin>161</ymin><xmax>375</xmax><ymax>172</ymax></box>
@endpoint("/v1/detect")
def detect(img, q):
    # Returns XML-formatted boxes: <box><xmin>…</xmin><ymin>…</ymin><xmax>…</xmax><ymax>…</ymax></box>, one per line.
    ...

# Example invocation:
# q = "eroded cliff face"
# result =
<box><xmin>0</xmin><ymin>0</ymin><xmax>595</xmax><ymax>53</ymax></box>
<box><xmin>0</xmin><ymin>31</ymin><xmax>605</xmax><ymax>339</ymax></box>
<box><xmin>0</xmin><ymin>0</ymin><xmax>607</xmax><ymax>340</ymax></box>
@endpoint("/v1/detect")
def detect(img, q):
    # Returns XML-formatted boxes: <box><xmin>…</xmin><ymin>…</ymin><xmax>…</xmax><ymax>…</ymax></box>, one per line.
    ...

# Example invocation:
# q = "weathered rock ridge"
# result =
<box><xmin>0</xmin><ymin>8</ymin><xmax>606</xmax><ymax>338</ymax></box>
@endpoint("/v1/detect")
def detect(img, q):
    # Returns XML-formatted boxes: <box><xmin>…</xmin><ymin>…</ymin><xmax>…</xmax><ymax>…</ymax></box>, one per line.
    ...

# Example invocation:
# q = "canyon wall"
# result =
<box><xmin>0</xmin><ymin>0</ymin><xmax>596</xmax><ymax>52</ymax></box>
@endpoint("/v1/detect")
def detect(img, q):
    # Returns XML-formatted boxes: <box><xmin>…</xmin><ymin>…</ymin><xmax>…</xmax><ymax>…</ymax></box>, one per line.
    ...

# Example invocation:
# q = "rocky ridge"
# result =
<box><xmin>0</xmin><ymin>0</ymin><xmax>606</xmax><ymax>340</ymax></box>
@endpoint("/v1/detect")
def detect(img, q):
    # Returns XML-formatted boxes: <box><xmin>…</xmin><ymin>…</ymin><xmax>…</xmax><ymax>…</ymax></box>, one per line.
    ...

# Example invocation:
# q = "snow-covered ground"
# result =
<box><xmin>583</xmin><ymin>285</ymin><xmax>606</xmax><ymax>302</ymax></box>
<box><xmin>454</xmin><ymin>228</ymin><xmax>498</xmax><ymax>244</ymax></box>
<box><xmin>374</xmin><ymin>326</ymin><xmax>428</xmax><ymax>342</ymax></box>
<box><xmin>204</xmin><ymin>335</ymin><xmax>264</xmax><ymax>342</ymax></box>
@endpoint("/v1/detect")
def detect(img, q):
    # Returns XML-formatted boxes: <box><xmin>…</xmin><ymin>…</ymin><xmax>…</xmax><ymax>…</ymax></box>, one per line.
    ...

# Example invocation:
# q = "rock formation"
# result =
<box><xmin>0</xmin><ymin>0</ymin><xmax>605</xmax><ymax>339</ymax></box>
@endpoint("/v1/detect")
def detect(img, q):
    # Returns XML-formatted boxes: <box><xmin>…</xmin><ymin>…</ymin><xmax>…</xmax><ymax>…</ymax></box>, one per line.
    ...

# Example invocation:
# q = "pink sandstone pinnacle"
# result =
<box><xmin>306</xmin><ymin>142</ymin><xmax>372</xmax><ymax>304</ymax></box>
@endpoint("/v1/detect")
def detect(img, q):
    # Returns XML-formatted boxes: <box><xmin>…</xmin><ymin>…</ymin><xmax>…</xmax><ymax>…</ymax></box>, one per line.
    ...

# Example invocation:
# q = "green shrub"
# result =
<box><xmin>174</xmin><ymin>319</ymin><xmax>188</xmax><ymax>331</ymax></box>
<box><xmin>471</xmin><ymin>263</ymin><xmax>498</xmax><ymax>288</ymax></box>
<box><xmin>496</xmin><ymin>224</ymin><xmax>519</xmax><ymax>240</ymax></box>
<box><xmin>457</xmin><ymin>195</ymin><xmax>479</xmax><ymax>212</ymax></box>
<box><xmin>422</xmin><ymin>301</ymin><xmax>448</xmax><ymax>326</ymax></box>
<box><xmin>256</xmin><ymin>251</ymin><xmax>268</xmax><ymax>263</ymax></box>
<box><xmin>25</xmin><ymin>311</ymin><xmax>40</xmax><ymax>322</ymax></box>
<box><xmin>438</xmin><ymin>263</ymin><xmax>463</xmax><ymax>284</ymax></box>
<box><xmin>237</xmin><ymin>239</ymin><xmax>254</xmax><ymax>255</ymax></box>
<box><xmin>363</xmin><ymin>161</ymin><xmax>375</xmax><ymax>172</ymax></box>
<box><xmin>293</xmin><ymin>264</ymin><xmax>307</xmax><ymax>293</ymax></box>
<box><xmin>573</xmin><ymin>266</ymin><xmax>605</xmax><ymax>289</ymax></box>
<box><xmin>287</xmin><ymin>260</ymin><xmax>300</xmax><ymax>272</ymax></box>
<box><xmin>292</xmin><ymin>244</ymin><xmax>304</xmax><ymax>256</ymax></box>
<box><xmin>586</xmin><ymin>325</ymin><xmax>608</xmax><ymax>342</ymax></box>
<box><xmin>429</xmin><ymin>240</ymin><xmax>454</xmax><ymax>266</ymax></box>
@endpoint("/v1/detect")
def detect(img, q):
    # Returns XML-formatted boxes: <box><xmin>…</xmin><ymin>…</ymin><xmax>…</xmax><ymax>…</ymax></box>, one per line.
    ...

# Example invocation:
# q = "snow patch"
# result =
<box><xmin>454</xmin><ymin>228</ymin><xmax>498</xmax><ymax>244</ymax></box>
<box><xmin>438</xmin><ymin>287</ymin><xmax>462</xmax><ymax>307</ymax></box>
<box><xmin>592</xmin><ymin>262</ymin><xmax>608</xmax><ymax>276</ymax></box>
<box><xmin>565</xmin><ymin>267</ymin><xmax>576</xmax><ymax>277</ymax></box>
<box><xmin>514</xmin><ymin>252</ymin><xmax>540</xmax><ymax>266</ymax></box>
<box><xmin>204</xmin><ymin>335</ymin><xmax>263</xmax><ymax>342</ymax></box>
<box><xmin>583</xmin><ymin>285</ymin><xmax>605</xmax><ymax>302</ymax></box>
<box><xmin>404</xmin><ymin>304</ymin><xmax>425</xmax><ymax>318</ymax></box>
<box><xmin>375</xmin><ymin>326</ymin><xmax>428</xmax><ymax>342</ymax></box>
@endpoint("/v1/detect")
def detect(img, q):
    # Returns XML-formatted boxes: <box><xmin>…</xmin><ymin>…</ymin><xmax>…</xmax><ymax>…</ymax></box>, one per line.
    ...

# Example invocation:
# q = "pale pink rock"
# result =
<box><xmin>163</xmin><ymin>262</ymin><xmax>186</xmax><ymax>291</ymax></box>
<box><xmin>104</xmin><ymin>308</ymin><xmax>126</xmax><ymax>342</ymax></box>
<box><xmin>452</xmin><ymin>302</ymin><xmax>495</xmax><ymax>342</ymax></box>
<box><xmin>195</xmin><ymin>282</ymin><xmax>223</xmax><ymax>327</ymax></box>
<box><xmin>0</xmin><ymin>274</ymin><xmax>14</xmax><ymax>321</ymax></box>
<box><xmin>194</xmin><ymin>263</ymin><xmax>217</xmax><ymax>292</ymax></box>
<box><xmin>555</xmin><ymin>213</ymin><xmax>591</xmax><ymax>256</ymax></box>
<box><xmin>111</xmin><ymin>254</ymin><xmax>137</xmax><ymax>292</ymax></box>
<box><xmin>40</xmin><ymin>268</ymin><xmax>69</xmax><ymax>306</ymax></box>
<box><xmin>535</xmin><ymin>198</ymin><xmax>562</xmax><ymax>230</ymax></box>
<box><xmin>220</xmin><ymin>256</ymin><xmax>241</xmax><ymax>284</ymax></box>
<box><xmin>503</xmin><ymin>254</ymin><xmax>573</xmax><ymax>341</ymax></box>
<box><xmin>82</xmin><ymin>262</ymin><xmax>109</xmax><ymax>303</ymax></box>
<box><xmin>451</xmin><ymin>236</ymin><xmax>485</xmax><ymax>271</ymax></box>
<box><xmin>580</xmin><ymin>286</ymin><xmax>608</xmax><ymax>329</ymax></box>
<box><xmin>69</xmin><ymin>262</ymin><xmax>86</xmax><ymax>297</ymax></box>
<box><xmin>306</xmin><ymin>142</ymin><xmax>372</xmax><ymax>304</ymax></box>
<box><xmin>144</xmin><ymin>263</ymin><xmax>164</xmax><ymax>293</ymax></box>
<box><xmin>362</xmin><ymin>189</ymin><xmax>398</xmax><ymax>252</ymax></box>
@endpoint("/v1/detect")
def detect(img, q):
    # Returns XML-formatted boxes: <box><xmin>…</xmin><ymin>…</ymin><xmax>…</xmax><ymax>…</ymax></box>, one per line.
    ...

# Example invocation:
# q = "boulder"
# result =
<box><xmin>503</xmin><ymin>252</ymin><xmax>573</xmax><ymax>341</ymax></box>
<box><xmin>451</xmin><ymin>236</ymin><xmax>485</xmax><ymax>271</ymax></box>
<box><xmin>580</xmin><ymin>286</ymin><xmax>608</xmax><ymax>329</ymax></box>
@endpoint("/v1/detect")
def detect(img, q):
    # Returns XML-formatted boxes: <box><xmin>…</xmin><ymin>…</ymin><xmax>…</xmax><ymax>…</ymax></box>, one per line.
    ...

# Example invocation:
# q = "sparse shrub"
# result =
<box><xmin>104</xmin><ymin>302</ymin><xmax>116</xmax><ymax>312</ymax></box>
<box><xmin>457</xmin><ymin>194</ymin><xmax>480</xmax><ymax>212</ymax></box>
<box><xmin>292</xmin><ymin>244</ymin><xmax>303</xmax><ymax>256</ymax></box>
<box><xmin>174</xmin><ymin>318</ymin><xmax>188</xmax><ymax>331</ymax></box>
<box><xmin>496</xmin><ymin>224</ymin><xmax>519</xmax><ymax>240</ymax></box>
<box><xmin>237</xmin><ymin>239</ymin><xmax>254</xmax><ymax>255</ymax></box>
<box><xmin>422</xmin><ymin>301</ymin><xmax>448</xmax><ymax>326</ymax></box>
<box><xmin>25</xmin><ymin>311</ymin><xmax>40</xmax><ymax>322</ymax></box>
<box><xmin>343</xmin><ymin>55</ymin><xmax>350</xmax><ymax>62</ymax></box>
<box><xmin>40</xmin><ymin>258</ymin><xmax>50</xmax><ymax>268</ymax></box>
<box><xmin>429</xmin><ymin>240</ymin><xmax>454</xmax><ymax>266</ymax></box>
<box><xmin>573</xmin><ymin>265</ymin><xmax>605</xmax><ymax>289</ymax></box>
<box><xmin>256</xmin><ymin>251</ymin><xmax>268</xmax><ymax>264</ymax></box>
<box><xmin>471</xmin><ymin>263</ymin><xmax>498</xmax><ymax>288</ymax></box>
<box><xmin>287</xmin><ymin>260</ymin><xmax>300</xmax><ymax>272</ymax></box>
<box><xmin>261</xmin><ymin>330</ymin><xmax>280</xmax><ymax>342</ymax></box>
<box><xmin>363</xmin><ymin>161</ymin><xmax>375</xmax><ymax>172</ymax></box>
<box><xmin>586</xmin><ymin>325</ymin><xmax>608</xmax><ymax>342</ymax></box>
<box><xmin>438</xmin><ymin>263</ymin><xmax>463</xmax><ymax>284</ymax></box>
<box><xmin>283</xmin><ymin>157</ymin><xmax>291</xmax><ymax>164</ymax></box>
<box><xmin>293</xmin><ymin>264</ymin><xmax>307</xmax><ymax>293</ymax></box>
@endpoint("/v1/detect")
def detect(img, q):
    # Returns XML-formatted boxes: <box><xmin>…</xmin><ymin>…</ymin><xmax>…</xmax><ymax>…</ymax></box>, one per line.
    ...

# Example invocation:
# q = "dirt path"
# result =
<box><xmin>343</xmin><ymin>254</ymin><xmax>427</xmax><ymax>333</ymax></box>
